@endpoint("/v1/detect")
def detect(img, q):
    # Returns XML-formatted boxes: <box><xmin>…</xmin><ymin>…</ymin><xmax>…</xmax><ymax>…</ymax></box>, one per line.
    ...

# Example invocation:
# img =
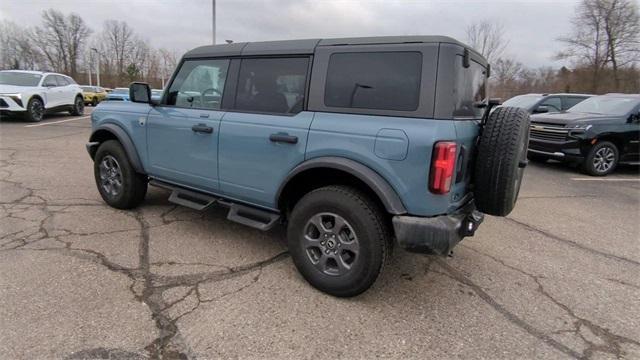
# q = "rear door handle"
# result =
<box><xmin>269</xmin><ymin>133</ymin><xmax>298</xmax><ymax>144</ymax></box>
<box><xmin>192</xmin><ymin>123</ymin><xmax>213</xmax><ymax>134</ymax></box>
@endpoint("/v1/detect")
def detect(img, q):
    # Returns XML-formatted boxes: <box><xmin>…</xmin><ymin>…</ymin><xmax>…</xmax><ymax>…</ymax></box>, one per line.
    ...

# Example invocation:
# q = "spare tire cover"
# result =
<box><xmin>474</xmin><ymin>106</ymin><xmax>530</xmax><ymax>216</ymax></box>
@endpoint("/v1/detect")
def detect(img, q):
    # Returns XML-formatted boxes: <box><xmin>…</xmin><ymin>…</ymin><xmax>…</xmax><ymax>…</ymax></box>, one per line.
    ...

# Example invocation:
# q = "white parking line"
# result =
<box><xmin>571</xmin><ymin>177</ymin><xmax>640</xmax><ymax>182</ymax></box>
<box><xmin>24</xmin><ymin>115</ymin><xmax>91</xmax><ymax>128</ymax></box>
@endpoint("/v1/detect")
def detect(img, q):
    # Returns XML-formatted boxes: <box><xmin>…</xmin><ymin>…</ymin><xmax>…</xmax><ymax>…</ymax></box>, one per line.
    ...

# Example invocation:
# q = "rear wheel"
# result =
<box><xmin>91</xmin><ymin>97</ymin><xmax>98</xmax><ymax>107</ymax></box>
<box><xmin>70</xmin><ymin>95</ymin><xmax>84</xmax><ymax>116</ymax></box>
<box><xmin>94</xmin><ymin>140</ymin><xmax>147</xmax><ymax>209</ymax></box>
<box><xmin>287</xmin><ymin>185</ymin><xmax>390</xmax><ymax>297</ymax></box>
<box><xmin>583</xmin><ymin>141</ymin><xmax>618</xmax><ymax>176</ymax></box>
<box><xmin>23</xmin><ymin>97</ymin><xmax>44</xmax><ymax>122</ymax></box>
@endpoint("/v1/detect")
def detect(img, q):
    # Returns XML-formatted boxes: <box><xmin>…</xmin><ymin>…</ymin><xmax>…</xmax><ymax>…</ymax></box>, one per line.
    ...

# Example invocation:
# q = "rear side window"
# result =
<box><xmin>234</xmin><ymin>57</ymin><xmax>309</xmax><ymax>114</ymax></box>
<box><xmin>453</xmin><ymin>59</ymin><xmax>487</xmax><ymax>119</ymax></box>
<box><xmin>324</xmin><ymin>52</ymin><xmax>422</xmax><ymax>111</ymax></box>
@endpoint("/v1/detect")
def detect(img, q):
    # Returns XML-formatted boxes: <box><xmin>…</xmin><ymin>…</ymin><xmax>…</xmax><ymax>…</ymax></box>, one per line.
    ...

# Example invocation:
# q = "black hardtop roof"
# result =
<box><xmin>183</xmin><ymin>35</ymin><xmax>482</xmax><ymax>59</ymax></box>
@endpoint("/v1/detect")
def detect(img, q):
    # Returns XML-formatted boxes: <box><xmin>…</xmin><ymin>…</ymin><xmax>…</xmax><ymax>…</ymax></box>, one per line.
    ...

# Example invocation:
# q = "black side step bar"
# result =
<box><xmin>149</xmin><ymin>179</ymin><xmax>280</xmax><ymax>231</ymax></box>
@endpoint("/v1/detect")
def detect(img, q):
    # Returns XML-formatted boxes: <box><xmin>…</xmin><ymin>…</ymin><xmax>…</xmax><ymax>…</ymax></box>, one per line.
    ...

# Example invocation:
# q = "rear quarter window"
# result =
<box><xmin>324</xmin><ymin>52</ymin><xmax>422</xmax><ymax>111</ymax></box>
<box><xmin>452</xmin><ymin>59</ymin><xmax>487</xmax><ymax>119</ymax></box>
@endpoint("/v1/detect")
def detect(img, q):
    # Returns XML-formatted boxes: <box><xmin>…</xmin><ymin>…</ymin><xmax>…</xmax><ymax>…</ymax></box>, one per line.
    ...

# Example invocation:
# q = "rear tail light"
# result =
<box><xmin>429</xmin><ymin>142</ymin><xmax>457</xmax><ymax>194</ymax></box>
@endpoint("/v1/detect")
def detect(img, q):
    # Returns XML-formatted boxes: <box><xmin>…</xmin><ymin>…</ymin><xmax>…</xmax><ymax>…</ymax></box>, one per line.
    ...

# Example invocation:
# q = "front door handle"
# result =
<box><xmin>192</xmin><ymin>123</ymin><xmax>213</xmax><ymax>134</ymax></box>
<box><xmin>269</xmin><ymin>133</ymin><xmax>298</xmax><ymax>144</ymax></box>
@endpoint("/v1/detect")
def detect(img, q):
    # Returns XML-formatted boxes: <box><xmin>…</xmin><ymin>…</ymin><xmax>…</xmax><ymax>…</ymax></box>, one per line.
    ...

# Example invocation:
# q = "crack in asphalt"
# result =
<box><xmin>1</xmin><ymin>147</ymin><xmax>290</xmax><ymax>359</ymax></box>
<box><xmin>448</xmin><ymin>245</ymin><xmax>640</xmax><ymax>359</ymax></box>
<box><xmin>504</xmin><ymin>217</ymin><xmax>640</xmax><ymax>267</ymax></box>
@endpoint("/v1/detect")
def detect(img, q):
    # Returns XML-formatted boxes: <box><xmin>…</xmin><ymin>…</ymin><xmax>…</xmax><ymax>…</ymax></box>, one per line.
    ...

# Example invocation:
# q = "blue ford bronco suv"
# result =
<box><xmin>87</xmin><ymin>36</ymin><xmax>530</xmax><ymax>297</ymax></box>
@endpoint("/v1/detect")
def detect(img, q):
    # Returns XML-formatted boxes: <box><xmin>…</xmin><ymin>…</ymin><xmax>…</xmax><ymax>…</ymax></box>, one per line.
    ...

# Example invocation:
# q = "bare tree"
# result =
<box><xmin>30</xmin><ymin>9</ymin><xmax>91</xmax><ymax>77</ymax></box>
<box><xmin>557</xmin><ymin>0</ymin><xmax>640</xmax><ymax>91</ymax></box>
<box><xmin>100</xmin><ymin>20</ymin><xmax>135</xmax><ymax>84</ymax></box>
<box><xmin>465</xmin><ymin>20</ymin><xmax>508</xmax><ymax>63</ymax></box>
<box><xmin>0</xmin><ymin>21</ymin><xmax>42</xmax><ymax>70</ymax></box>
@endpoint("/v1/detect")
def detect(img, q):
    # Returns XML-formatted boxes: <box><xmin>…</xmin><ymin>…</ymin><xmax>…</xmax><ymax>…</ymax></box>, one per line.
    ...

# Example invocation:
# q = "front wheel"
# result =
<box><xmin>70</xmin><ymin>95</ymin><xmax>84</xmax><ymax>116</ymax></box>
<box><xmin>23</xmin><ymin>97</ymin><xmax>44</xmax><ymax>122</ymax></box>
<box><xmin>91</xmin><ymin>97</ymin><xmax>98</xmax><ymax>107</ymax></box>
<box><xmin>583</xmin><ymin>141</ymin><xmax>618</xmax><ymax>176</ymax></box>
<box><xmin>287</xmin><ymin>185</ymin><xmax>390</xmax><ymax>297</ymax></box>
<box><xmin>94</xmin><ymin>140</ymin><xmax>148</xmax><ymax>209</ymax></box>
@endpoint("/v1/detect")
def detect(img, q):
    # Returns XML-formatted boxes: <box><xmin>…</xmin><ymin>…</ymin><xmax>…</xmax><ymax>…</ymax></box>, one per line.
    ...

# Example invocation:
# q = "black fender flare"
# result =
<box><xmin>276</xmin><ymin>156</ymin><xmax>407</xmax><ymax>215</ymax></box>
<box><xmin>88</xmin><ymin>123</ymin><xmax>145</xmax><ymax>173</ymax></box>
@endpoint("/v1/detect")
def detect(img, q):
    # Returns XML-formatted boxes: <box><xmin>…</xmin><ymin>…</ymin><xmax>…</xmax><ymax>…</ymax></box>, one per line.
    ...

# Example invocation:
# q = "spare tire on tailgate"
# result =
<box><xmin>474</xmin><ymin>106</ymin><xmax>530</xmax><ymax>216</ymax></box>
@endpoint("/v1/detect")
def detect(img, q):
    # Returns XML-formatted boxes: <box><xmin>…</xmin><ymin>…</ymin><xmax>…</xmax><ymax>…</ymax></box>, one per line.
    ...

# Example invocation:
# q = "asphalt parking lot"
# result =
<box><xmin>1</xmin><ymin>109</ymin><xmax>639</xmax><ymax>359</ymax></box>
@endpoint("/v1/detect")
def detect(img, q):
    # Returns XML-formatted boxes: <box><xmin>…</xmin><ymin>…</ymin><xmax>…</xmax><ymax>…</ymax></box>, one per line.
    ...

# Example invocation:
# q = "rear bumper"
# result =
<box><xmin>392</xmin><ymin>201</ymin><xmax>484</xmax><ymax>255</ymax></box>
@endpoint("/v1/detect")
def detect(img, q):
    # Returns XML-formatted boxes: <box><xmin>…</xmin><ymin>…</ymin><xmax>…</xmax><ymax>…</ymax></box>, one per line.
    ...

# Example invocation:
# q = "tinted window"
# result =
<box><xmin>563</xmin><ymin>97</ymin><xmax>587</xmax><ymax>110</ymax></box>
<box><xmin>235</xmin><ymin>57</ymin><xmax>309</xmax><ymax>114</ymax></box>
<box><xmin>453</xmin><ymin>59</ymin><xmax>487</xmax><ymax>118</ymax></box>
<box><xmin>539</xmin><ymin>97</ymin><xmax>561</xmax><ymax>112</ymax></box>
<box><xmin>167</xmin><ymin>59</ymin><xmax>229</xmax><ymax>109</ymax></box>
<box><xmin>324</xmin><ymin>52</ymin><xmax>421</xmax><ymax>111</ymax></box>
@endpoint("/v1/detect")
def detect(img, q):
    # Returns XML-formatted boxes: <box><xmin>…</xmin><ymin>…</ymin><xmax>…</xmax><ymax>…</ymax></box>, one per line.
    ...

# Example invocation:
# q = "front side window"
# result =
<box><xmin>563</xmin><ymin>97</ymin><xmax>587</xmax><ymax>110</ymax></box>
<box><xmin>539</xmin><ymin>97</ymin><xmax>561</xmax><ymax>112</ymax></box>
<box><xmin>235</xmin><ymin>57</ymin><xmax>309</xmax><ymax>114</ymax></box>
<box><xmin>324</xmin><ymin>52</ymin><xmax>422</xmax><ymax>111</ymax></box>
<box><xmin>453</xmin><ymin>59</ymin><xmax>487</xmax><ymax>119</ymax></box>
<box><xmin>55</xmin><ymin>75</ymin><xmax>70</xmax><ymax>86</ymax></box>
<box><xmin>166</xmin><ymin>59</ymin><xmax>230</xmax><ymax>109</ymax></box>
<box><xmin>42</xmin><ymin>75</ymin><xmax>58</xmax><ymax>87</ymax></box>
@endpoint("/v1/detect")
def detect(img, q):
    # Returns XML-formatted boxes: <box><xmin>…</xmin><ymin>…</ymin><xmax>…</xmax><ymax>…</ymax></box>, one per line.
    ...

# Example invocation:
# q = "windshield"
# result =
<box><xmin>502</xmin><ymin>95</ymin><xmax>543</xmax><ymax>109</ymax></box>
<box><xmin>81</xmin><ymin>86</ymin><xmax>94</xmax><ymax>92</ymax></box>
<box><xmin>111</xmin><ymin>88</ymin><xmax>128</xmax><ymax>95</ymax></box>
<box><xmin>568</xmin><ymin>96</ymin><xmax>639</xmax><ymax>116</ymax></box>
<box><xmin>0</xmin><ymin>72</ymin><xmax>42</xmax><ymax>87</ymax></box>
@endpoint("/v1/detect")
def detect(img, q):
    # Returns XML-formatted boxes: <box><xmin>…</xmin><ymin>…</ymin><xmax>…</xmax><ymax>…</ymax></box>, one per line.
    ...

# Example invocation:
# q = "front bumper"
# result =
<box><xmin>392</xmin><ymin>202</ymin><xmax>484</xmax><ymax>255</ymax></box>
<box><xmin>0</xmin><ymin>95</ymin><xmax>26</xmax><ymax>112</ymax></box>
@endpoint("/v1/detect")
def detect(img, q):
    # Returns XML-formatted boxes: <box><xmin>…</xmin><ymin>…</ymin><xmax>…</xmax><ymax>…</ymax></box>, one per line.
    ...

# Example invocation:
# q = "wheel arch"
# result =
<box><xmin>276</xmin><ymin>157</ymin><xmax>407</xmax><ymax>216</ymax></box>
<box><xmin>89</xmin><ymin>123</ymin><xmax>144</xmax><ymax>173</ymax></box>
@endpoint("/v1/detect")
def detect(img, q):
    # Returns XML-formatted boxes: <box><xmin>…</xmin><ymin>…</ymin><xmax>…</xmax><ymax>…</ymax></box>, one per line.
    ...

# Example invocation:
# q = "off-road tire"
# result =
<box><xmin>287</xmin><ymin>185</ymin><xmax>390</xmax><ymax>297</ymax></box>
<box><xmin>70</xmin><ymin>95</ymin><xmax>84</xmax><ymax>116</ymax></box>
<box><xmin>23</xmin><ymin>97</ymin><xmax>44</xmax><ymax>122</ymax></box>
<box><xmin>474</xmin><ymin>106</ymin><xmax>530</xmax><ymax>216</ymax></box>
<box><xmin>94</xmin><ymin>140</ymin><xmax>147</xmax><ymax>209</ymax></box>
<box><xmin>527</xmin><ymin>153</ymin><xmax>549</xmax><ymax>163</ymax></box>
<box><xmin>582</xmin><ymin>141</ymin><xmax>618</xmax><ymax>176</ymax></box>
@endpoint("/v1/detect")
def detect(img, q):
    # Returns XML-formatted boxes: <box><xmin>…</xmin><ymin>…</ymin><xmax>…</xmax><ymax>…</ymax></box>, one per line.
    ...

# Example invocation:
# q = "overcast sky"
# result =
<box><xmin>2</xmin><ymin>0</ymin><xmax>586</xmax><ymax>68</ymax></box>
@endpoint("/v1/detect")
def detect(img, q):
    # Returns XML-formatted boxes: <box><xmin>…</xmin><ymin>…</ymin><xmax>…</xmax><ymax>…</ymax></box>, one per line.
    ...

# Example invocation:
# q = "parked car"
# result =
<box><xmin>81</xmin><ymin>86</ymin><xmax>108</xmax><ymax>106</ymax></box>
<box><xmin>151</xmin><ymin>89</ymin><xmax>163</xmax><ymax>101</ymax></box>
<box><xmin>500</xmin><ymin>93</ymin><xmax>593</xmax><ymax>114</ymax></box>
<box><xmin>0</xmin><ymin>70</ymin><xmax>84</xmax><ymax>122</ymax></box>
<box><xmin>105</xmin><ymin>87</ymin><xmax>130</xmax><ymax>101</ymax></box>
<box><xmin>86</xmin><ymin>36</ymin><xmax>531</xmax><ymax>296</ymax></box>
<box><xmin>528</xmin><ymin>93</ymin><xmax>640</xmax><ymax>176</ymax></box>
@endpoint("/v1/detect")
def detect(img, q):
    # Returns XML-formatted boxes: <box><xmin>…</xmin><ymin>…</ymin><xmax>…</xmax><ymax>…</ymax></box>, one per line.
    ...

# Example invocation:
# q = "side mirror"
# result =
<box><xmin>533</xmin><ymin>106</ymin><xmax>549</xmax><ymax>114</ymax></box>
<box><xmin>130</xmin><ymin>82</ymin><xmax>151</xmax><ymax>104</ymax></box>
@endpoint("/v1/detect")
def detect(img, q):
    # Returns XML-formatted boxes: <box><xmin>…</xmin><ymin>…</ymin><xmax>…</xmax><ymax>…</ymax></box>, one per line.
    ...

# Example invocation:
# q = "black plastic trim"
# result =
<box><xmin>89</xmin><ymin>123</ymin><xmax>145</xmax><ymax>173</ymax></box>
<box><xmin>276</xmin><ymin>156</ymin><xmax>407</xmax><ymax>214</ymax></box>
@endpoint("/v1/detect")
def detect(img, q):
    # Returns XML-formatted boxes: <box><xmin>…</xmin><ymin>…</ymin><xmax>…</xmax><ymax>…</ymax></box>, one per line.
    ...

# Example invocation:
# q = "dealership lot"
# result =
<box><xmin>1</xmin><ymin>110</ymin><xmax>639</xmax><ymax>359</ymax></box>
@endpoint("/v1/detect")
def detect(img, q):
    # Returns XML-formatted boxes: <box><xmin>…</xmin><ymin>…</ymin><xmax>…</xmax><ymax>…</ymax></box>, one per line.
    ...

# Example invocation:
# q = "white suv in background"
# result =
<box><xmin>0</xmin><ymin>70</ymin><xmax>85</xmax><ymax>122</ymax></box>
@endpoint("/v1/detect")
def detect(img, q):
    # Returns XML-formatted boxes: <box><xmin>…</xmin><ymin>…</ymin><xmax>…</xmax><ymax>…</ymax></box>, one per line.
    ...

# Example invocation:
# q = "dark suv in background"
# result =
<box><xmin>501</xmin><ymin>93</ymin><xmax>593</xmax><ymax>114</ymax></box>
<box><xmin>528</xmin><ymin>93</ymin><xmax>640</xmax><ymax>176</ymax></box>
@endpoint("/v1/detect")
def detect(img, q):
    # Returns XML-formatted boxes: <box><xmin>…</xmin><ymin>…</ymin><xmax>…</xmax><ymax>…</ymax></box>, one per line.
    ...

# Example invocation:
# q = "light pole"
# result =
<box><xmin>212</xmin><ymin>0</ymin><xmax>216</xmax><ymax>44</ymax></box>
<box><xmin>91</xmin><ymin>48</ymin><xmax>100</xmax><ymax>87</ymax></box>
